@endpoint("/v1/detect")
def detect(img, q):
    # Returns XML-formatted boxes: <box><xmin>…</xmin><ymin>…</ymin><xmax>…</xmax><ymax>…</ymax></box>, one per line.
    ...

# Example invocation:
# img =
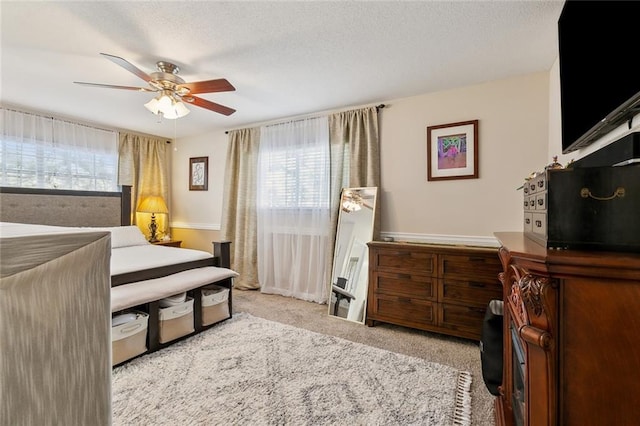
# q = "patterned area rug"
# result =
<box><xmin>112</xmin><ymin>313</ymin><xmax>471</xmax><ymax>425</ymax></box>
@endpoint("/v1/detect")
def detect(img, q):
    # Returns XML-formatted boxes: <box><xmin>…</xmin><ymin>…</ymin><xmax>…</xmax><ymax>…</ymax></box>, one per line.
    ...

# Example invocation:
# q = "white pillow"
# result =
<box><xmin>108</xmin><ymin>226</ymin><xmax>149</xmax><ymax>248</ymax></box>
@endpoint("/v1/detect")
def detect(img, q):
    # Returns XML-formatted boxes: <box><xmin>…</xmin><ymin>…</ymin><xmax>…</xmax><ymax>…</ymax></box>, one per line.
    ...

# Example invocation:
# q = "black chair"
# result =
<box><xmin>331</xmin><ymin>277</ymin><xmax>355</xmax><ymax>316</ymax></box>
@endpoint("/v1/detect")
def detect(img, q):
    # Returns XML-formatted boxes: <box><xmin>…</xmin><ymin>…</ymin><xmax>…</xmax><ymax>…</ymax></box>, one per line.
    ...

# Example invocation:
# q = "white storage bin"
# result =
<box><xmin>159</xmin><ymin>292</ymin><xmax>187</xmax><ymax>308</ymax></box>
<box><xmin>112</xmin><ymin>311</ymin><xmax>148</xmax><ymax>365</ymax></box>
<box><xmin>159</xmin><ymin>297</ymin><xmax>194</xmax><ymax>343</ymax></box>
<box><xmin>201</xmin><ymin>285</ymin><xmax>230</xmax><ymax>326</ymax></box>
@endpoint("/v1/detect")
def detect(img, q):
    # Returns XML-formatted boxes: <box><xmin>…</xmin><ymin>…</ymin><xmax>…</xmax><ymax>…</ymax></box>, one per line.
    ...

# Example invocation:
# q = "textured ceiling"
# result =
<box><xmin>1</xmin><ymin>1</ymin><xmax>565</xmax><ymax>139</ymax></box>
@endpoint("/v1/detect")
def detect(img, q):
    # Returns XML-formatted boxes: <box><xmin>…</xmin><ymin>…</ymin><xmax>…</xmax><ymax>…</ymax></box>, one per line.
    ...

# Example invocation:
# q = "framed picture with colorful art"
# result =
<box><xmin>427</xmin><ymin>120</ymin><xmax>479</xmax><ymax>181</ymax></box>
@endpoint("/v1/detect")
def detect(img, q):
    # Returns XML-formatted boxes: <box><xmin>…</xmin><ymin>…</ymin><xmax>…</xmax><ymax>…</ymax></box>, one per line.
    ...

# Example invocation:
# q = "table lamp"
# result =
<box><xmin>136</xmin><ymin>195</ymin><xmax>169</xmax><ymax>242</ymax></box>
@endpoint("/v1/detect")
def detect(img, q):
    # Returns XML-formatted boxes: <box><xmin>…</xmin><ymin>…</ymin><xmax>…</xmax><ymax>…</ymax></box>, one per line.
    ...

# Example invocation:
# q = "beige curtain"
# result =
<box><xmin>118</xmin><ymin>133</ymin><xmax>170</xmax><ymax>239</ymax></box>
<box><xmin>328</xmin><ymin>105</ymin><xmax>381</xmax><ymax>252</ymax></box>
<box><xmin>221</xmin><ymin>128</ymin><xmax>260</xmax><ymax>290</ymax></box>
<box><xmin>329</xmin><ymin>106</ymin><xmax>380</xmax><ymax>189</ymax></box>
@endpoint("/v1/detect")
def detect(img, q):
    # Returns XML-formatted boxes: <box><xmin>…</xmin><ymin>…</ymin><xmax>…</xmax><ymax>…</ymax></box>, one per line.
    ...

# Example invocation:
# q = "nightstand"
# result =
<box><xmin>151</xmin><ymin>240</ymin><xmax>182</xmax><ymax>248</ymax></box>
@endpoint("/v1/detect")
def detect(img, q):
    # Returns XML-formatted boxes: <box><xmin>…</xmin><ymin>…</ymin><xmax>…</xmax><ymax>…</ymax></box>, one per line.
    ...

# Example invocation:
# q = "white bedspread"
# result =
<box><xmin>0</xmin><ymin>222</ymin><xmax>214</xmax><ymax>276</ymax></box>
<box><xmin>110</xmin><ymin>245</ymin><xmax>212</xmax><ymax>275</ymax></box>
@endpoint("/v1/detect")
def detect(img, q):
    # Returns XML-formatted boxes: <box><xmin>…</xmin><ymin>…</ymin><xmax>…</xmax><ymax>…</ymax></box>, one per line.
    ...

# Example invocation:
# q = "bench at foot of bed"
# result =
<box><xmin>111</xmin><ymin>266</ymin><xmax>238</xmax><ymax>366</ymax></box>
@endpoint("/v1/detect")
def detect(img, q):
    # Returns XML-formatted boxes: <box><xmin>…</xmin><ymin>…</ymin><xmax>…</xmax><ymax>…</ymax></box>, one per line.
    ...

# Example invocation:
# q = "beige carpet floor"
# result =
<box><xmin>232</xmin><ymin>289</ymin><xmax>495</xmax><ymax>426</ymax></box>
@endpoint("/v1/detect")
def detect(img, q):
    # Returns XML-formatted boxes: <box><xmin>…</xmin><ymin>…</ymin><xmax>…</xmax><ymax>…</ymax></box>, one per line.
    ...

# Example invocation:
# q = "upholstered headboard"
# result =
<box><xmin>0</xmin><ymin>186</ymin><xmax>131</xmax><ymax>227</ymax></box>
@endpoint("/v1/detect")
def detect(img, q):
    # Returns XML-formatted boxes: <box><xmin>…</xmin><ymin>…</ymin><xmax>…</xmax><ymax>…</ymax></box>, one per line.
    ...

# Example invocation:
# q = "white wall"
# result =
<box><xmin>171</xmin><ymin>71</ymin><xmax>552</xmax><ymax>247</ymax></box>
<box><xmin>379</xmin><ymin>72</ymin><xmax>550</xmax><ymax>243</ymax></box>
<box><xmin>169</xmin><ymin>131</ymin><xmax>228</xmax><ymax>252</ymax></box>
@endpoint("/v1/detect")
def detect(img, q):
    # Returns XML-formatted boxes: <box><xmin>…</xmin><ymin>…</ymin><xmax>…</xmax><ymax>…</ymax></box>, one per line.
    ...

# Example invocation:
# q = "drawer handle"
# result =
<box><xmin>535</xmin><ymin>220</ymin><xmax>542</xmax><ymax>228</ymax></box>
<box><xmin>469</xmin><ymin>282</ymin><xmax>485</xmax><ymax>288</ymax></box>
<box><xmin>537</xmin><ymin>199</ymin><xmax>544</xmax><ymax>206</ymax></box>
<box><xmin>525</xmin><ymin>218</ymin><xmax>531</xmax><ymax>224</ymax></box>
<box><xmin>537</xmin><ymin>180</ymin><xmax>544</xmax><ymax>188</ymax></box>
<box><xmin>580</xmin><ymin>187</ymin><xmax>625</xmax><ymax>201</ymax></box>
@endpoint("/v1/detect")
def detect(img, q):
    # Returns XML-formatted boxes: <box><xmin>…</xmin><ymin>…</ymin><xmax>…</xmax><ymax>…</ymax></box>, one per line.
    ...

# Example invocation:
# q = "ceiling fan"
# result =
<box><xmin>74</xmin><ymin>53</ymin><xmax>236</xmax><ymax>118</ymax></box>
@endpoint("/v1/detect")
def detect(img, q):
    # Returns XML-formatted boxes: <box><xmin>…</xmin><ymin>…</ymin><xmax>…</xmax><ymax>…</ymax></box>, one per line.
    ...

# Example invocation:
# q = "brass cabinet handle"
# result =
<box><xmin>580</xmin><ymin>187</ymin><xmax>625</xmax><ymax>201</ymax></box>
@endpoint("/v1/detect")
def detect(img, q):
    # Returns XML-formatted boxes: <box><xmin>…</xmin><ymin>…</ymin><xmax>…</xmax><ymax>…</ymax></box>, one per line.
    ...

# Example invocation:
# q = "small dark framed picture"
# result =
<box><xmin>427</xmin><ymin>120</ymin><xmax>479</xmax><ymax>181</ymax></box>
<box><xmin>189</xmin><ymin>157</ymin><xmax>208</xmax><ymax>191</ymax></box>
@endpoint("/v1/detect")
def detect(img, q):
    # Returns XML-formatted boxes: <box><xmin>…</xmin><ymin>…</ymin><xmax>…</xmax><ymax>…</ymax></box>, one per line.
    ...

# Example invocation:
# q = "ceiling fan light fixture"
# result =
<box><xmin>162</xmin><ymin>99</ymin><xmax>190</xmax><ymax>119</ymax></box>
<box><xmin>144</xmin><ymin>97</ymin><xmax>161</xmax><ymax>114</ymax></box>
<box><xmin>144</xmin><ymin>92</ymin><xmax>190</xmax><ymax>119</ymax></box>
<box><xmin>173</xmin><ymin>100</ymin><xmax>190</xmax><ymax>118</ymax></box>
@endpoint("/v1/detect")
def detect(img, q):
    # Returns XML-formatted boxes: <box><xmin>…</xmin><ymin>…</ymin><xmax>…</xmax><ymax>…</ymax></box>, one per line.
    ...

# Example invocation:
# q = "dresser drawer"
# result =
<box><xmin>524</xmin><ymin>212</ymin><xmax>533</xmax><ymax>233</ymax></box>
<box><xmin>373</xmin><ymin>249</ymin><xmax>435</xmax><ymax>275</ymax></box>
<box><xmin>372</xmin><ymin>271</ymin><xmax>436</xmax><ymax>300</ymax></box>
<box><xmin>369</xmin><ymin>294</ymin><xmax>435</xmax><ymax>326</ymax></box>
<box><xmin>535</xmin><ymin>192</ymin><xmax>547</xmax><ymax>210</ymax></box>
<box><xmin>440</xmin><ymin>253</ymin><xmax>501</xmax><ymax>283</ymax></box>
<box><xmin>440</xmin><ymin>279</ymin><xmax>502</xmax><ymax>308</ymax></box>
<box><xmin>532</xmin><ymin>212</ymin><xmax>547</xmax><ymax>236</ymax></box>
<box><xmin>439</xmin><ymin>303</ymin><xmax>488</xmax><ymax>339</ymax></box>
<box><xmin>367</xmin><ymin>241</ymin><xmax>502</xmax><ymax>341</ymax></box>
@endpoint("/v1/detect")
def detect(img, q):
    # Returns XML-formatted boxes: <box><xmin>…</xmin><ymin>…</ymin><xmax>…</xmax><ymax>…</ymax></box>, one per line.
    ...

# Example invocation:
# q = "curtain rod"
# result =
<box><xmin>1</xmin><ymin>106</ymin><xmax>116</xmax><ymax>134</ymax></box>
<box><xmin>224</xmin><ymin>104</ymin><xmax>386</xmax><ymax>134</ymax></box>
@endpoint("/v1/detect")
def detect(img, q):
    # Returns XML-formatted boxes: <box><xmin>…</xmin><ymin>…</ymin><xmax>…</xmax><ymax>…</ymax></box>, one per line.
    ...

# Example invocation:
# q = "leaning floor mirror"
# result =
<box><xmin>329</xmin><ymin>187</ymin><xmax>378</xmax><ymax>323</ymax></box>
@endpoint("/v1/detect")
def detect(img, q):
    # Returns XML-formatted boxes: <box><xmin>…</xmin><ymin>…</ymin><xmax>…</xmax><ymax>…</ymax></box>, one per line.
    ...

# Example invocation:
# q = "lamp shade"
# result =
<box><xmin>162</xmin><ymin>99</ymin><xmax>190</xmax><ymax>119</ymax></box>
<box><xmin>136</xmin><ymin>196</ymin><xmax>169</xmax><ymax>214</ymax></box>
<box><xmin>144</xmin><ymin>97</ymin><xmax>160</xmax><ymax>115</ymax></box>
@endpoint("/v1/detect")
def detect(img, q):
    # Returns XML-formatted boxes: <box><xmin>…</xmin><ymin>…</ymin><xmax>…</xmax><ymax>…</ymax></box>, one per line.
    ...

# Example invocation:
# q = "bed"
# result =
<box><xmin>0</xmin><ymin>186</ymin><xmax>239</xmax><ymax>358</ymax></box>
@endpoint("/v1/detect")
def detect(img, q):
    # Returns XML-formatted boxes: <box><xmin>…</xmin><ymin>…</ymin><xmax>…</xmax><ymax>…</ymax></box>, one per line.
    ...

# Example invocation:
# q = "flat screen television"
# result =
<box><xmin>559</xmin><ymin>0</ymin><xmax>640</xmax><ymax>154</ymax></box>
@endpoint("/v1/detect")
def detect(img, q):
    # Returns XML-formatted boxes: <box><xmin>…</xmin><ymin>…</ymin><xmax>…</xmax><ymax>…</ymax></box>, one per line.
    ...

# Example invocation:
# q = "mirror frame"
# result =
<box><xmin>328</xmin><ymin>186</ymin><xmax>378</xmax><ymax>324</ymax></box>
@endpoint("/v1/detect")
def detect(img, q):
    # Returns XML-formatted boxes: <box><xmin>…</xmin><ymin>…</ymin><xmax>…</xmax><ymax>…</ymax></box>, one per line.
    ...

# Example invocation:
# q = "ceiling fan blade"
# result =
<box><xmin>185</xmin><ymin>95</ymin><xmax>236</xmax><ymax>116</ymax></box>
<box><xmin>74</xmin><ymin>82</ymin><xmax>155</xmax><ymax>92</ymax></box>
<box><xmin>180</xmin><ymin>78</ymin><xmax>235</xmax><ymax>94</ymax></box>
<box><xmin>100</xmin><ymin>53</ymin><xmax>151</xmax><ymax>83</ymax></box>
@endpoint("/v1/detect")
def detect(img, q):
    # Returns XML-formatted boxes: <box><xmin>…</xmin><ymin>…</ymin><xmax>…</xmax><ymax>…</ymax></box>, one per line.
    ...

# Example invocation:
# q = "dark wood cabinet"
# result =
<box><xmin>494</xmin><ymin>232</ymin><xmax>640</xmax><ymax>426</ymax></box>
<box><xmin>366</xmin><ymin>241</ymin><xmax>502</xmax><ymax>340</ymax></box>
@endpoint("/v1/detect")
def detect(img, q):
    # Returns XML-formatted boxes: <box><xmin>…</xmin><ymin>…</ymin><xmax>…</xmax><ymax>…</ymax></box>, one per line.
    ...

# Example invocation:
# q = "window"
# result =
<box><xmin>257</xmin><ymin>118</ymin><xmax>330</xmax><ymax>210</ymax></box>
<box><xmin>256</xmin><ymin>116</ymin><xmax>332</xmax><ymax>302</ymax></box>
<box><xmin>0</xmin><ymin>108</ymin><xmax>118</xmax><ymax>191</ymax></box>
<box><xmin>258</xmin><ymin>144</ymin><xmax>330</xmax><ymax>209</ymax></box>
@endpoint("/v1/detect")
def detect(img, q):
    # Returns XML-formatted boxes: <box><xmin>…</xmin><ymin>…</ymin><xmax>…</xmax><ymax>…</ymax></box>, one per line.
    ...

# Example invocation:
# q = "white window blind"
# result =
<box><xmin>0</xmin><ymin>108</ymin><xmax>118</xmax><ymax>191</ymax></box>
<box><xmin>258</xmin><ymin>144</ymin><xmax>330</xmax><ymax>209</ymax></box>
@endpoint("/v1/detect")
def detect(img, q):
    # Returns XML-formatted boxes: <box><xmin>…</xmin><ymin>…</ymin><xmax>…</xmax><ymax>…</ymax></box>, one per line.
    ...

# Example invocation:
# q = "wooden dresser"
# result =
<box><xmin>494</xmin><ymin>232</ymin><xmax>640</xmax><ymax>426</ymax></box>
<box><xmin>366</xmin><ymin>241</ymin><xmax>502</xmax><ymax>340</ymax></box>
